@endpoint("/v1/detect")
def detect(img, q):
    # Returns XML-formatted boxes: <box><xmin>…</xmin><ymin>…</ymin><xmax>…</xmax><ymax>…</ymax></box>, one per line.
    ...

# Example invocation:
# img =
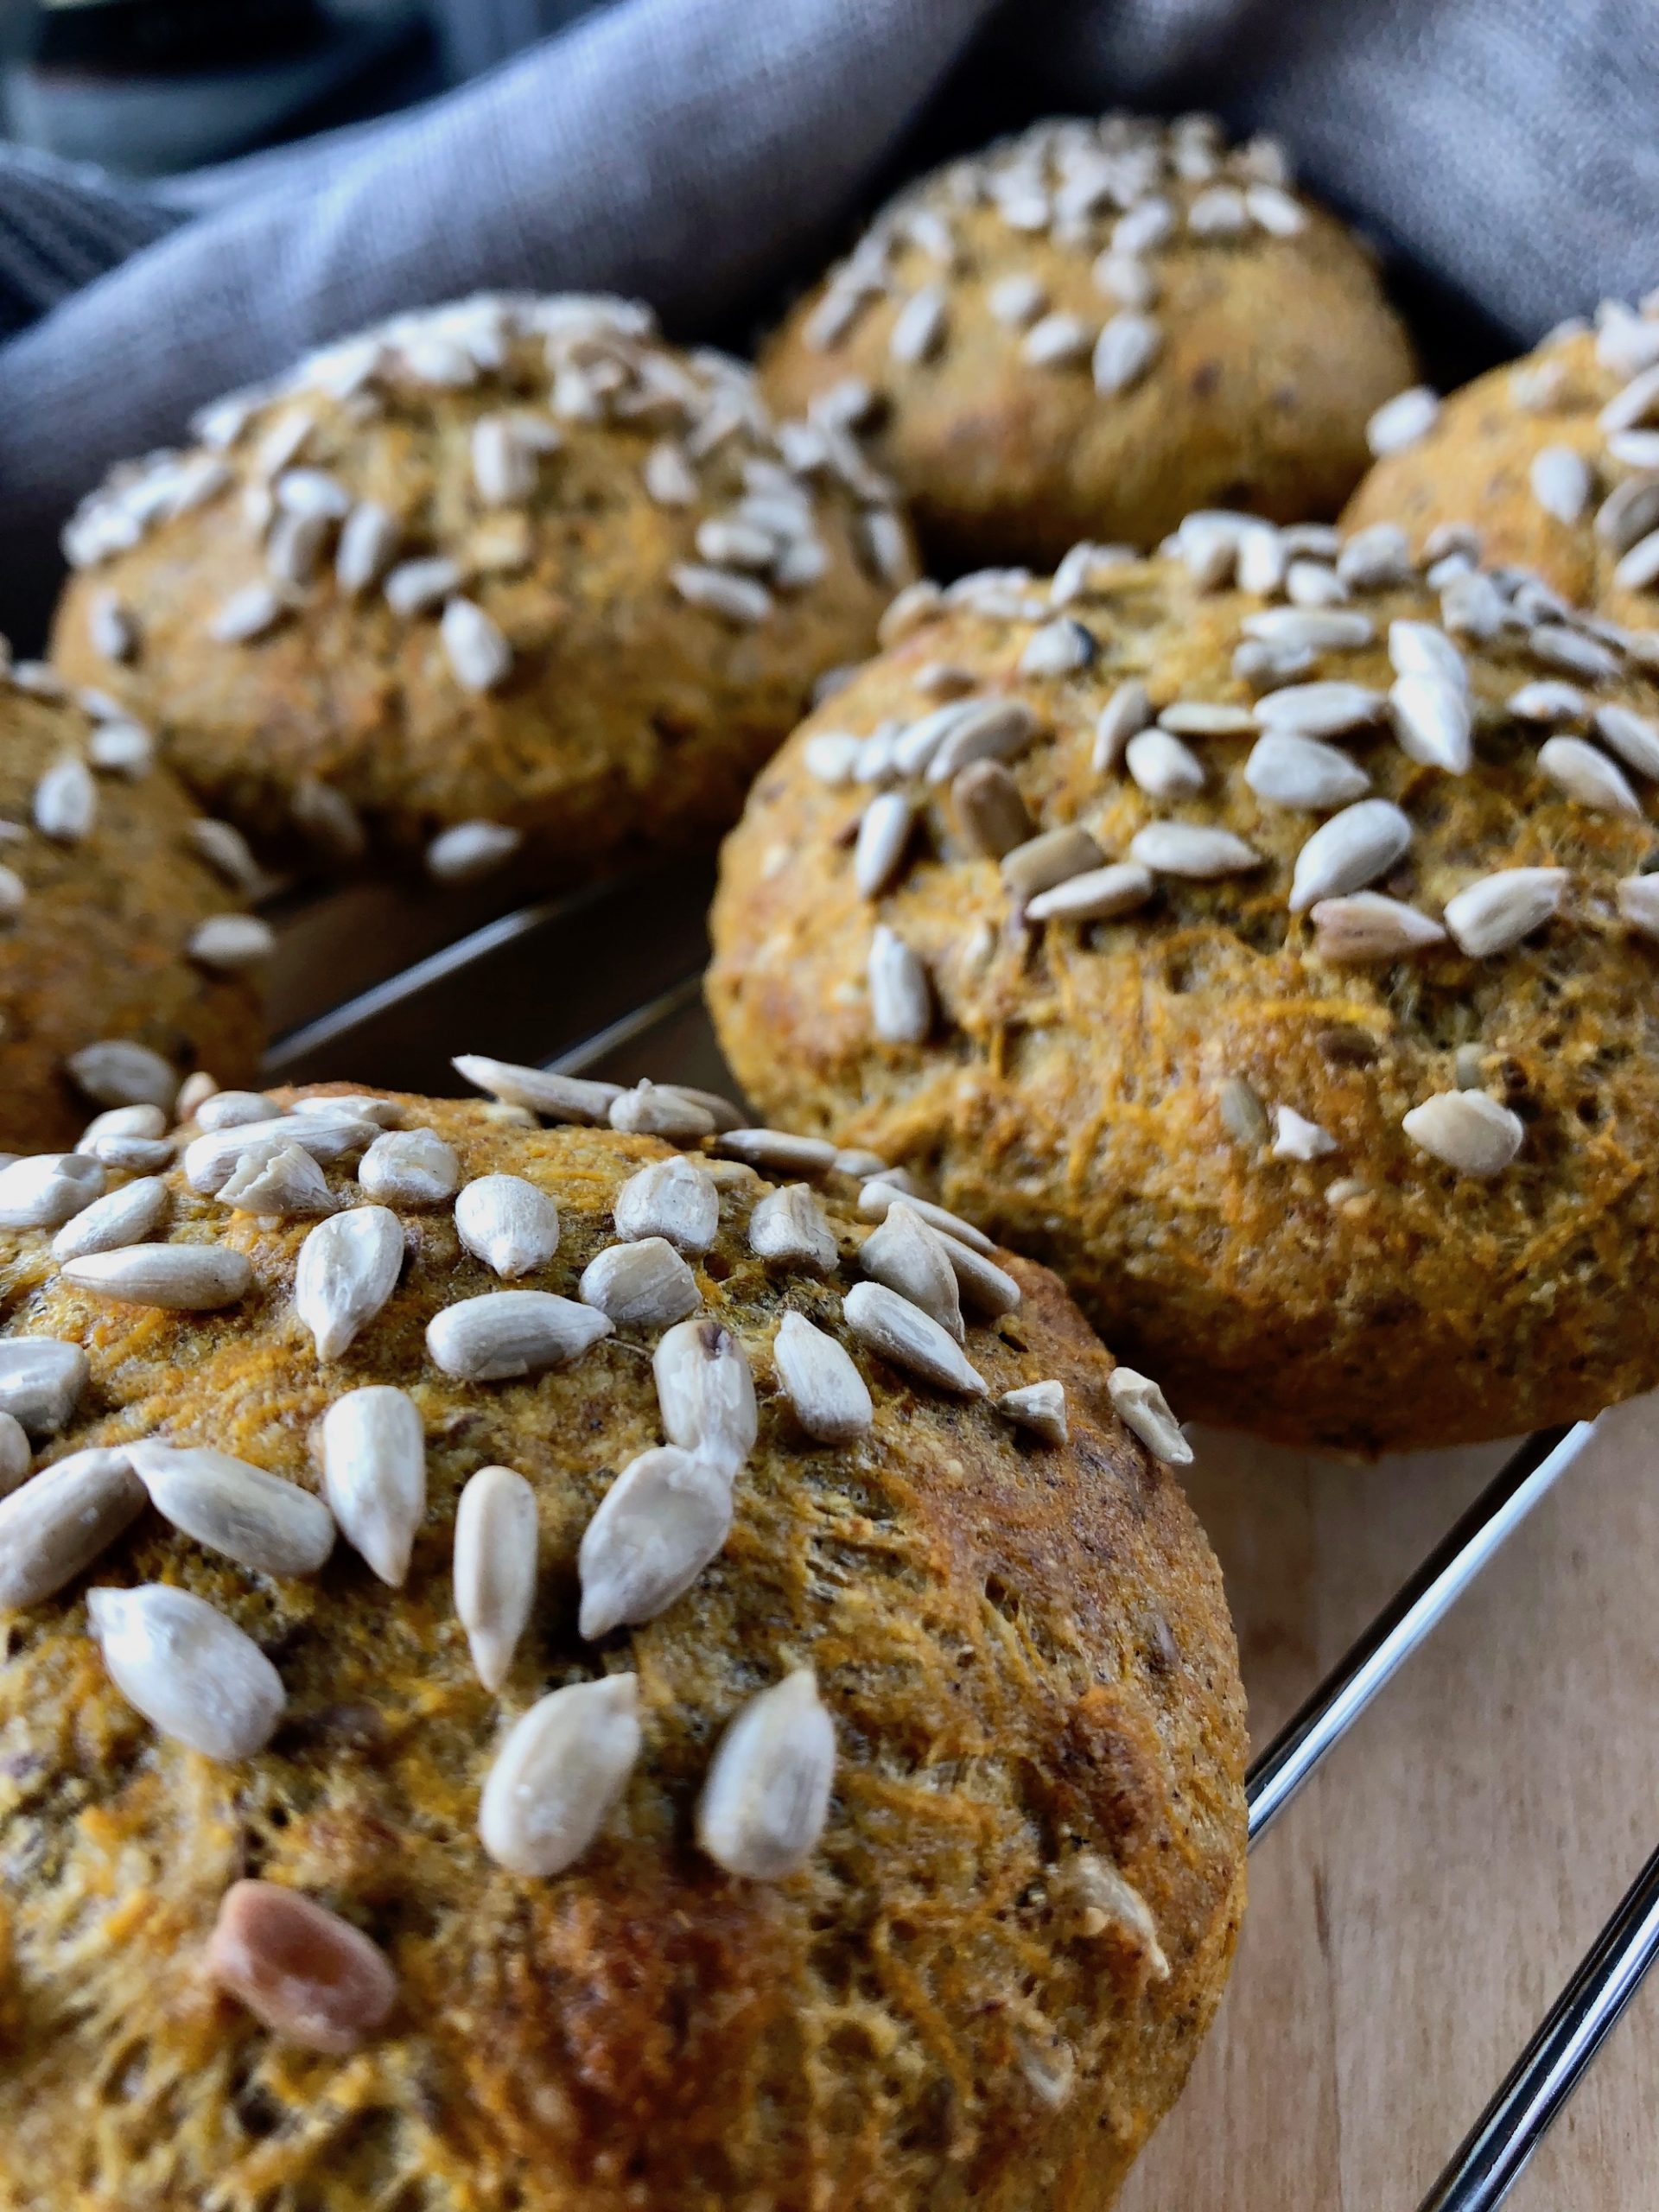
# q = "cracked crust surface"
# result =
<box><xmin>760</xmin><ymin>116</ymin><xmax>1414</xmax><ymax>570</ymax></box>
<box><xmin>51</xmin><ymin>301</ymin><xmax>912</xmax><ymax>886</ymax></box>
<box><xmin>0</xmin><ymin>685</ymin><xmax>261</xmax><ymax>1154</ymax></box>
<box><xmin>0</xmin><ymin>1086</ymin><xmax>1245</xmax><ymax>2212</ymax></box>
<box><xmin>707</xmin><ymin>555</ymin><xmax>1659</xmax><ymax>1452</ymax></box>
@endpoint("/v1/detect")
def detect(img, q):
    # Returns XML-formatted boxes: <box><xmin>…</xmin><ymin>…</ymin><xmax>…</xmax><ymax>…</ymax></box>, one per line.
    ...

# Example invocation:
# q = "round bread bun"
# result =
<box><xmin>0</xmin><ymin>1075</ymin><xmax>1245</xmax><ymax>2211</ymax></box>
<box><xmin>708</xmin><ymin>525</ymin><xmax>1659</xmax><ymax>1453</ymax></box>
<box><xmin>759</xmin><ymin>111</ymin><xmax>1415</xmax><ymax>572</ymax></box>
<box><xmin>1344</xmin><ymin>302</ymin><xmax>1659</xmax><ymax>626</ymax></box>
<box><xmin>0</xmin><ymin>663</ymin><xmax>264</xmax><ymax>1154</ymax></box>
<box><xmin>50</xmin><ymin>295</ymin><xmax>916</xmax><ymax>888</ymax></box>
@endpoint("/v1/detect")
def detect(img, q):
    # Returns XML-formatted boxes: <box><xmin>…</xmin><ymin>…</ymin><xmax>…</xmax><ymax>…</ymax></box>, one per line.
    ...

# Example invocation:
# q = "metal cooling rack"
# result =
<box><xmin>264</xmin><ymin>859</ymin><xmax>1659</xmax><ymax>2212</ymax></box>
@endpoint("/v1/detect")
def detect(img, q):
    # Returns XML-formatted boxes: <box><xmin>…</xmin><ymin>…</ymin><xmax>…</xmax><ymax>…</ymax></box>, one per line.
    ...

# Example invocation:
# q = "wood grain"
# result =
<box><xmin>1120</xmin><ymin>1397</ymin><xmax>1659</xmax><ymax>2212</ymax></box>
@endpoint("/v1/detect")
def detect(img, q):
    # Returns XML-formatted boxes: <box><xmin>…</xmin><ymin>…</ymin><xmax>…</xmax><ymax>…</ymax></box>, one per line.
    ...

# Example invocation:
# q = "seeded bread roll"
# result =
<box><xmin>759</xmin><ymin>112</ymin><xmax>1415</xmax><ymax>572</ymax></box>
<box><xmin>707</xmin><ymin>526</ymin><xmax>1659</xmax><ymax>1453</ymax></box>
<box><xmin>0</xmin><ymin>665</ymin><xmax>264</xmax><ymax>1154</ymax></box>
<box><xmin>1344</xmin><ymin>301</ymin><xmax>1659</xmax><ymax>625</ymax></box>
<box><xmin>50</xmin><ymin>295</ymin><xmax>916</xmax><ymax>888</ymax></box>
<box><xmin>0</xmin><ymin>1076</ymin><xmax>1245</xmax><ymax>2212</ymax></box>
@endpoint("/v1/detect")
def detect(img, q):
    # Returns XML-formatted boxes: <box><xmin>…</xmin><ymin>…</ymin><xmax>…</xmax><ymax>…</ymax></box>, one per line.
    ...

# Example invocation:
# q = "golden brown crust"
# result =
<box><xmin>707</xmin><ymin>546</ymin><xmax>1659</xmax><ymax>1452</ymax></box>
<box><xmin>1343</xmin><ymin>315</ymin><xmax>1659</xmax><ymax>624</ymax></box>
<box><xmin>0</xmin><ymin>679</ymin><xmax>261</xmax><ymax>1154</ymax></box>
<box><xmin>760</xmin><ymin>115</ymin><xmax>1415</xmax><ymax>570</ymax></box>
<box><xmin>51</xmin><ymin>298</ymin><xmax>913</xmax><ymax>886</ymax></box>
<box><xmin>0</xmin><ymin>1085</ymin><xmax>1245</xmax><ymax>2211</ymax></box>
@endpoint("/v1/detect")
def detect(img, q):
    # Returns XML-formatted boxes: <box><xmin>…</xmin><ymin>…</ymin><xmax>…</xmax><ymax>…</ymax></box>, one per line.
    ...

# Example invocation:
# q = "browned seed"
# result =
<box><xmin>952</xmin><ymin>760</ymin><xmax>1032</xmax><ymax>858</ymax></box>
<box><xmin>207</xmin><ymin>1881</ymin><xmax>397</xmax><ymax>2054</ymax></box>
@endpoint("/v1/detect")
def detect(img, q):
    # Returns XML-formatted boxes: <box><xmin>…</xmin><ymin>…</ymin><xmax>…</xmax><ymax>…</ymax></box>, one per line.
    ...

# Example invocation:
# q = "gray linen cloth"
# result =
<box><xmin>2</xmin><ymin>0</ymin><xmax>1657</xmax><ymax>602</ymax></box>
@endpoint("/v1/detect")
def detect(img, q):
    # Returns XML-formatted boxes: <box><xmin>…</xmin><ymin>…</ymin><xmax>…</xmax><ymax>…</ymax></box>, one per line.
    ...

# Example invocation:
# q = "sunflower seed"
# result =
<box><xmin>266</xmin><ymin>509</ymin><xmax>329</xmax><ymax>589</ymax></box>
<box><xmin>129</xmin><ymin>1442</ymin><xmax>334</xmax><ymax>1578</ymax></box>
<box><xmin>1529</xmin><ymin>445</ymin><xmax>1592</xmax><ymax>524</ymax></box>
<box><xmin>889</xmin><ymin>284</ymin><xmax>948</xmax><ymax>365</ymax></box>
<box><xmin>697</xmin><ymin>1669</ymin><xmax>835</xmax><ymax>1880</ymax></box>
<box><xmin>1247</xmin><ymin>606</ymin><xmax>1380</xmax><ymax>645</ymax></box>
<box><xmin>1388</xmin><ymin>618</ymin><xmax>1467</xmax><ymax>691</ymax></box>
<box><xmin>440</xmin><ymin>597</ymin><xmax>513</xmax><ymax>692</ymax></box>
<box><xmin>1272</xmin><ymin>1105</ymin><xmax>1338</xmax><ymax>1161</ymax></box>
<box><xmin>1595</xmin><ymin>474</ymin><xmax>1659</xmax><ymax>554</ymax></box>
<box><xmin>1366</xmin><ymin>385</ymin><xmax>1440</xmax><ymax>456</ymax></box>
<box><xmin>357</xmin><ymin>1128</ymin><xmax>460</xmax><ymax>1208</ymax></box>
<box><xmin>696</xmin><ymin>516</ymin><xmax>775</xmax><ymax>571</ymax></box>
<box><xmin>188</xmin><ymin>817</ymin><xmax>264</xmax><ymax>895</ymax></box>
<box><xmin>610</xmin><ymin>1159</ymin><xmax>721</xmax><ymax>1265</ymax></box>
<box><xmin>469</xmin><ymin>415</ymin><xmax>540</xmax><ymax>505</ymax></box>
<box><xmin>768</xmin><ymin>1310</ymin><xmax>871</xmax><ymax>1443</ymax></box>
<box><xmin>1026</xmin><ymin>860</ymin><xmax>1153</xmax><ymax>925</ymax></box>
<box><xmin>936</xmin><ymin>1230</ymin><xmax>1020</xmax><ymax>1315</ymax></box>
<box><xmin>1126</xmin><ymin>728</ymin><xmax>1205</xmax><ymax>798</ymax></box>
<box><xmin>658</xmin><ymin>1084</ymin><xmax>743</xmax><ymax>1133</ymax></box>
<box><xmin>1245</xmin><ymin>181</ymin><xmax>1306</xmax><ymax>236</ymax></box>
<box><xmin>578</xmin><ymin>1237</ymin><xmax>701</xmax><ymax>1329</ymax></box>
<box><xmin>1288</xmin><ymin>798</ymin><xmax>1413</xmax><ymax>912</ymax></box>
<box><xmin>1388</xmin><ymin>674</ymin><xmax>1472</xmax><ymax>775</ymax></box>
<box><xmin>1612</xmin><ymin>529</ymin><xmax>1659</xmax><ymax>593</ymax></box>
<box><xmin>643</xmin><ymin>439</ymin><xmax>698</xmax><ymax>505</ymax></box>
<box><xmin>274</xmin><ymin>467</ymin><xmax>350</xmax><ymax>520</ymax></box>
<box><xmin>86</xmin><ymin>1584</ymin><xmax>285</xmax><ymax>1761</ymax></box>
<box><xmin>743</xmin><ymin>1185</ymin><xmax>834</xmax><ymax>1274</ymax></box>
<box><xmin>853</xmin><ymin>792</ymin><xmax>916</xmax><ymax>899</ymax></box>
<box><xmin>295</xmin><ymin>1206</ymin><xmax>403</xmax><ymax>1358</ymax></box>
<box><xmin>1244</xmin><ymin>731</ymin><xmax>1370</xmax><ymax>812</ymax></box>
<box><xmin>1092</xmin><ymin>677</ymin><xmax>1159</xmax><ymax>774</ymax></box>
<box><xmin>990</xmin><ymin>1379</ymin><xmax>1065</xmax><ymax>1445</ymax></box>
<box><xmin>478</xmin><ymin>1674</ymin><xmax>641</xmax><ymax>1877</ymax></box>
<box><xmin>452</xmin><ymin>1054</ymin><xmax>621</xmax><ymax>1123</ymax></box>
<box><xmin>1093</xmin><ymin>312</ymin><xmax>1160</xmax><ymax>395</ymax></box>
<box><xmin>1220</xmin><ymin>1074</ymin><xmax>1270</xmax><ymax>1147</ymax></box>
<box><xmin>876</xmin><ymin>579</ymin><xmax>944</xmax><ymax>649</ymax></box>
<box><xmin>175</xmin><ymin>1071</ymin><xmax>219</xmax><ymax>1120</ymax></box>
<box><xmin>714</xmin><ymin>1128</ymin><xmax>836</xmax><ymax>1179</ymax></box>
<box><xmin>335</xmin><ymin>501</ymin><xmax>401</xmax><ymax>593</ymax></box>
<box><xmin>61</xmin><ymin>1238</ymin><xmax>251</xmax><ymax>1310</ymax></box>
<box><xmin>1057</xmin><ymin>1853</ymin><xmax>1169</xmax><ymax>1974</ymax></box>
<box><xmin>868</xmin><ymin>925</ymin><xmax>931</xmax><ymax>1044</ymax></box>
<box><xmin>1092</xmin><ymin>251</ymin><xmax>1158</xmax><ymax>308</ymax></box>
<box><xmin>66</xmin><ymin>1044</ymin><xmax>175</xmax><ymax>1121</ymax></box>
<box><xmin>0</xmin><ymin>1446</ymin><xmax>143</xmax><ymax>1607</ymax></box>
<box><xmin>291</xmin><ymin>776</ymin><xmax>365</xmax><ymax>861</ymax></box>
<box><xmin>1508</xmin><ymin>681</ymin><xmax>1586</xmax><ymax>724</ymax></box>
<box><xmin>1019</xmin><ymin>618</ymin><xmax>1096</xmax><ymax>678</ymax></box>
<box><xmin>1156</xmin><ymin>701</ymin><xmax>1256</xmax><ymax>738</ymax></box>
<box><xmin>925</xmin><ymin>699</ymin><xmax>1038</xmax><ymax>783</ymax></box>
<box><xmin>652</xmin><ymin>1318</ymin><xmax>756</xmax><ymax>1478</ymax></box>
<box><xmin>1128</xmin><ymin>823</ymin><xmax>1262</xmax><ymax>880</ymax></box>
<box><xmin>0</xmin><ymin>1338</ymin><xmax>87</xmax><ymax>1438</ymax></box>
<box><xmin>955</xmin><ymin>753</ymin><xmax>1033</xmax><ymax>853</ymax></box>
<box><xmin>575</xmin><ymin>1442</ymin><xmax>732</xmax><ymax>1642</ymax></box>
<box><xmin>605</xmin><ymin>1082</ymin><xmax>712</xmax><ymax>1142</ymax></box>
<box><xmin>988</xmin><ymin>271</ymin><xmax>1047</xmax><ymax>325</ymax></box>
<box><xmin>34</xmin><ymin>756</ymin><xmax>96</xmax><ymax>842</ymax></box>
<box><xmin>842</xmin><ymin>1279</ymin><xmax>984</xmax><ymax>1395</ymax></box>
<box><xmin>425</xmin><ymin>819</ymin><xmax>523</xmax><ymax>885</ymax></box>
<box><xmin>856</xmin><ymin>1181</ymin><xmax>994</xmax><ymax>1253</ymax></box>
<box><xmin>207</xmin><ymin>1881</ymin><xmax>397</xmax><ymax>2055</ymax></box>
<box><xmin>858</xmin><ymin>1201</ymin><xmax>963</xmax><ymax>1339</ymax></box>
<box><xmin>385</xmin><ymin>557</ymin><xmax>461</xmax><ymax>617</ymax></box>
<box><xmin>218</xmin><ymin>1143</ymin><xmax>335</xmax><ymax>1217</ymax></box>
<box><xmin>81</xmin><ymin>1130</ymin><xmax>170</xmax><ymax>1173</ymax></box>
<box><xmin>293</xmin><ymin>1090</ymin><xmax>403</xmax><ymax>1126</ymax></box>
<box><xmin>320</xmin><ymin>1382</ymin><xmax>426</xmax><ymax>1585</ymax></box>
<box><xmin>0</xmin><ymin>1413</ymin><xmax>29</xmax><ymax>1497</ymax></box>
<box><xmin>188</xmin><ymin>914</ymin><xmax>276</xmax><ymax>972</ymax></box>
<box><xmin>676</xmin><ymin>558</ymin><xmax>776</xmax><ymax>624</ymax></box>
<box><xmin>1444</xmin><ymin>868</ymin><xmax>1567</xmax><ymax>957</ymax></box>
<box><xmin>1600</xmin><ymin>363</ymin><xmax>1659</xmax><ymax>434</ymax></box>
<box><xmin>450</xmin><ymin>1176</ymin><xmax>556</xmax><ymax>1280</ymax></box>
<box><xmin>1606</xmin><ymin>429</ymin><xmax>1659</xmax><ymax>472</ymax></box>
<box><xmin>0</xmin><ymin>1152</ymin><xmax>105</xmax><ymax>1230</ymax></box>
<box><xmin>1285</xmin><ymin>559</ymin><xmax>1345</xmax><ymax>609</ymax></box>
<box><xmin>1107</xmin><ymin>1367</ymin><xmax>1191</xmax><ymax>1464</ymax></box>
<box><xmin>451</xmin><ymin>1463</ymin><xmax>538</xmax><ymax>1692</ymax></box>
<box><xmin>51</xmin><ymin>1176</ymin><xmax>168</xmax><ymax>1261</ymax></box>
<box><xmin>1402</xmin><ymin>1090</ymin><xmax>1524</xmax><ymax>1177</ymax></box>
<box><xmin>430</xmin><ymin>1285</ymin><xmax>613</xmax><ymax>1386</ymax></box>
<box><xmin>1532</xmin><ymin>624</ymin><xmax>1622</xmax><ymax>683</ymax></box>
<box><xmin>1308</xmin><ymin>892</ymin><xmax>1446</xmax><ymax>961</ymax></box>
<box><xmin>1617</xmin><ymin>875</ymin><xmax>1659</xmax><ymax>938</ymax></box>
<box><xmin>1337</xmin><ymin>522</ymin><xmax>1414</xmax><ymax>592</ymax></box>
<box><xmin>1001</xmin><ymin>825</ymin><xmax>1103</xmax><ymax>900</ymax></box>
<box><xmin>87</xmin><ymin>589</ymin><xmax>137</xmax><ymax>662</ymax></box>
<box><xmin>211</xmin><ymin>582</ymin><xmax>283</xmax><ymax>644</ymax></box>
<box><xmin>1020</xmin><ymin>311</ymin><xmax>1093</xmax><ymax>369</ymax></box>
<box><xmin>1254</xmin><ymin>682</ymin><xmax>1386</xmax><ymax>738</ymax></box>
<box><xmin>1538</xmin><ymin>734</ymin><xmax>1641</xmax><ymax>815</ymax></box>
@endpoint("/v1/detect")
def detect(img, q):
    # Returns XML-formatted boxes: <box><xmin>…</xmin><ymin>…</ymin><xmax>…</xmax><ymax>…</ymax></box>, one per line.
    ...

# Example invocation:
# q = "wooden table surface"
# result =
<box><xmin>1118</xmin><ymin>1397</ymin><xmax>1659</xmax><ymax>2212</ymax></box>
<box><xmin>267</xmin><ymin>880</ymin><xmax>1659</xmax><ymax>2212</ymax></box>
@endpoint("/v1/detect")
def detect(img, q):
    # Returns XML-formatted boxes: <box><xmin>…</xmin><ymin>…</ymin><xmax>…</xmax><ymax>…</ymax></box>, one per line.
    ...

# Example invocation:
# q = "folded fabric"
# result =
<box><xmin>1</xmin><ymin>0</ymin><xmax>1656</xmax><ymax>625</ymax></box>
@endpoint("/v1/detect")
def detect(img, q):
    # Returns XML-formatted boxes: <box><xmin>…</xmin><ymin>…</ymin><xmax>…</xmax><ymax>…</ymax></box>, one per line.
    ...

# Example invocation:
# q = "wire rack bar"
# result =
<box><xmin>1246</xmin><ymin>1421</ymin><xmax>1595</xmax><ymax>1846</ymax></box>
<box><xmin>1417</xmin><ymin>1841</ymin><xmax>1659</xmax><ymax>2212</ymax></box>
